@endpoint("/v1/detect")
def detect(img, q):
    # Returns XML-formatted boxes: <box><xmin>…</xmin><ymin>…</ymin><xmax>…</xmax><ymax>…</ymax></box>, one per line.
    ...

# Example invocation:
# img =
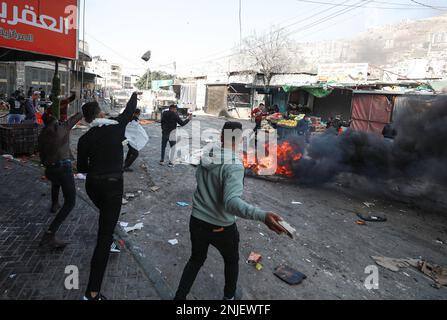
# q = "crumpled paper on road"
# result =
<box><xmin>372</xmin><ymin>256</ymin><xmax>447</xmax><ymax>288</ymax></box>
<box><xmin>371</xmin><ymin>256</ymin><xmax>419</xmax><ymax>272</ymax></box>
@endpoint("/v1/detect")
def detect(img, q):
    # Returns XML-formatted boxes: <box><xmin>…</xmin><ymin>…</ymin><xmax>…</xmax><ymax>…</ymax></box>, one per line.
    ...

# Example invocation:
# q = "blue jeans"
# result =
<box><xmin>7</xmin><ymin>114</ymin><xmax>23</xmax><ymax>124</ymax></box>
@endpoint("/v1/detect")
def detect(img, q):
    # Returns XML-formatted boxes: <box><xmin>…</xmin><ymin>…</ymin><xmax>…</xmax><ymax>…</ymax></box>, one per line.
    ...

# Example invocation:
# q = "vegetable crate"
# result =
<box><xmin>0</xmin><ymin>124</ymin><xmax>42</xmax><ymax>156</ymax></box>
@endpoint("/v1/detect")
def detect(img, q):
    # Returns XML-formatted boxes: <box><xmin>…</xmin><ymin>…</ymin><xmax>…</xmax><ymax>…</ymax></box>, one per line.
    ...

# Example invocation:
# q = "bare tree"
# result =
<box><xmin>241</xmin><ymin>27</ymin><xmax>292</xmax><ymax>85</ymax></box>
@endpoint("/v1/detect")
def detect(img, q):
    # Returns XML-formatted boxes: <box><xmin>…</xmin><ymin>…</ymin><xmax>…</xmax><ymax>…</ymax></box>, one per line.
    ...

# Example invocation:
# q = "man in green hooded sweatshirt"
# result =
<box><xmin>174</xmin><ymin>121</ymin><xmax>287</xmax><ymax>300</ymax></box>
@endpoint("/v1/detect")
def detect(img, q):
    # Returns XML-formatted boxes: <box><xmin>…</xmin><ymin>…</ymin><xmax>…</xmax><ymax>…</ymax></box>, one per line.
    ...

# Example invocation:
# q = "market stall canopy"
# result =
<box><xmin>283</xmin><ymin>84</ymin><xmax>334</xmax><ymax>98</ymax></box>
<box><xmin>71</xmin><ymin>70</ymin><xmax>102</xmax><ymax>82</ymax></box>
<box><xmin>428</xmin><ymin>80</ymin><xmax>447</xmax><ymax>94</ymax></box>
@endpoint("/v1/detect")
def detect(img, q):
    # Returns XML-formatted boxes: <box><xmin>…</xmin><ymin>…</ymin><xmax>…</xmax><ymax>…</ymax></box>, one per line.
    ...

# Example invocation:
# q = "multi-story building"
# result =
<box><xmin>87</xmin><ymin>57</ymin><xmax>123</xmax><ymax>90</ymax></box>
<box><xmin>122</xmin><ymin>75</ymin><xmax>132</xmax><ymax>89</ymax></box>
<box><xmin>110</xmin><ymin>63</ymin><xmax>123</xmax><ymax>90</ymax></box>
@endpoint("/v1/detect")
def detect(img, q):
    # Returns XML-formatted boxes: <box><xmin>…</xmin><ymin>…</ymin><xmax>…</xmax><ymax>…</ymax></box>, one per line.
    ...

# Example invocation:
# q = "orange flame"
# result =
<box><xmin>243</xmin><ymin>141</ymin><xmax>302</xmax><ymax>177</ymax></box>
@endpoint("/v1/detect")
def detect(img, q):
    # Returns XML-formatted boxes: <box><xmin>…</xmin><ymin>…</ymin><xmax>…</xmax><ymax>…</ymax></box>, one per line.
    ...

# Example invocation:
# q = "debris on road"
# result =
<box><xmin>150</xmin><ymin>186</ymin><xmax>160</xmax><ymax>192</ymax></box>
<box><xmin>247</xmin><ymin>252</ymin><xmax>263</xmax><ymax>271</ymax></box>
<box><xmin>125</xmin><ymin>193</ymin><xmax>136</xmax><ymax>199</ymax></box>
<box><xmin>435</xmin><ymin>238</ymin><xmax>444</xmax><ymax>245</ymax></box>
<box><xmin>274</xmin><ymin>265</ymin><xmax>307</xmax><ymax>285</ymax></box>
<box><xmin>357</xmin><ymin>213</ymin><xmax>387</xmax><ymax>222</ymax></box>
<box><xmin>363</xmin><ymin>202</ymin><xmax>375</xmax><ymax>208</ymax></box>
<box><xmin>74</xmin><ymin>173</ymin><xmax>86</xmax><ymax>180</ymax></box>
<box><xmin>372</xmin><ymin>256</ymin><xmax>419</xmax><ymax>272</ymax></box>
<box><xmin>2</xmin><ymin>154</ymin><xmax>14</xmax><ymax>161</ymax></box>
<box><xmin>117</xmin><ymin>239</ymin><xmax>125</xmax><ymax>248</ymax></box>
<box><xmin>176</xmin><ymin>202</ymin><xmax>190</xmax><ymax>207</ymax></box>
<box><xmin>372</xmin><ymin>256</ymin><xmax>447</xmax><ymax>288</ymax></box>
<box><xmin>419</xmin><ymin>261</ymin><xmax>447</xmax><ymax>289</ymax></box>
<box><xmin>291</xmin><ymin>201</ymin><xmax>303</xmax><ymax>205</ymax></box>
<box><xmin>168</xmin><ymin>239</ymin><xmax>179</xmax><ymax>246</ymax></box>
<box><xmin>356</xmin><ymin>219</ymin><xmax>366</xmax><ymax>226</ymax></box>
<box><xmin>123</xmin><ymin>223</ymin><xmax>144</xmax><ymax>233</ymax></box>
<box><xmin>122</xmin><ymin>198</ymin><xmax>128</xmax><ymax>205</ymax></box>
<box><xmin>247</xmin><ymin>252</ymin><xmax>262</xmax><ymax>265</ymax></box>
<box><xmin>119</xmin><ymin>222</ymin><xmax>129</xmax><ymax>228</ymax></box>
<box><xmin>139</xmin><ymin>120</ymin><xmax>155</xmax><ymax>125</ymax></box>
<box><xmin>9</xmin><ymin>274</ymin><xmax>16</xmax><ymax>279</ymax></box>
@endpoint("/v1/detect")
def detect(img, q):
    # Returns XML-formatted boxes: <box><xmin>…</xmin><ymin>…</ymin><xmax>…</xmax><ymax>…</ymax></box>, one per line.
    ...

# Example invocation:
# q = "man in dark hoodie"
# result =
<box><xmin>77</xmin><ymin>92</ymin><xmax>138</xmax><ymax>301</ymax></box>
<box><xmin>174</xmin><ymin>121</ymin><xmax>287</xmax><ymax>300</ymax></box>
<box><xmin>38</xmin><ymin>109</ymin><xmax>82</xmax><ymax>249</ymax></box>
<box><xmin>160</xmin><ymin>104</ymin><xmax>192</xmax><ymax>167</ymax></box>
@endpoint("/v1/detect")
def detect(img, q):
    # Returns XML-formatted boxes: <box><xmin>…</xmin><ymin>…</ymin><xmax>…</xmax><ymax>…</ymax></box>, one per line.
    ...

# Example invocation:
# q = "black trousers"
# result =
<box><xmin>175</xmin><ymin>216</ymin><xmax>240</xmax><ymax>300</ymax></box>
<box><xmin>85</xmin><ymin>176</ymin><xmax>123</xmax><ymax>293</ymax></box>
<box><xmin>124</xmin><ymin>145</ymin><xmax>139</xmax><ymax>168</ymax></box>
<box><xmin>45</xmin><ymin>164</ymin><xmax>76</xmax><ymax>234</ymax></box>
<box><xmin>161</xmin><ymin>133</ymin><xmax>176</xmax><ymax>162</ymax></box>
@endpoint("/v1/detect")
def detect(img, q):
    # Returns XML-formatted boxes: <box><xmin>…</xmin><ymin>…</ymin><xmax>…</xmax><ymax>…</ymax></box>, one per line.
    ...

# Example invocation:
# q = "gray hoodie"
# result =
<box><xmin>191</xmin><ymin>144</ymin><xmax>267</xmax><ymax>227</ymax></box>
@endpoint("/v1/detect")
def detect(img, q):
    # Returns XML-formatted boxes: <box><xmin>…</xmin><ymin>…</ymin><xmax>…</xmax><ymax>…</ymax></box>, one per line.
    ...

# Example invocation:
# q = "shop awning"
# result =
<box><xmin>72</xmin><ymin>70</ymin><xmax>102</xmax><ymax>82</ymax></box>
<box><xmin>0</xmin><ymin>47</ymin><xmax>71</xmax><ymax>62</ymax></box>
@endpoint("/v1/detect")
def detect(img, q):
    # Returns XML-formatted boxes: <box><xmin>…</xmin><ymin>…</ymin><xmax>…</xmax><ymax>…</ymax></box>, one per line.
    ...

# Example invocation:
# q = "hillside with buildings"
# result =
<box><xmin>291</xmin><ymin>13</ymin><xmax>447</xmax><ymax>79</ymax></box>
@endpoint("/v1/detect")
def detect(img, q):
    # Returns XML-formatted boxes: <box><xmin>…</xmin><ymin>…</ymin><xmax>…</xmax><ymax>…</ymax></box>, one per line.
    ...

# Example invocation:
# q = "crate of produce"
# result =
<box><xmin>0</xmin><ymin>123</ymin><xmax>42</xmax><ymax>156</ymax></box>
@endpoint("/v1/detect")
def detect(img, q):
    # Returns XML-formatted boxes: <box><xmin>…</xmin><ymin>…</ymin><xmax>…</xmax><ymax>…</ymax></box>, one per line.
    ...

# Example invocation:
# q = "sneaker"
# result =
<box><xmin>159</xmin><ymin>161</ymin><xmax>165</xmax><ymax>166</ymax></box>
<box><xmin>110</xmin><ymin>242</ymin><xmax>121</xmax><ymax>253</ymax></box>
<box><xmin>168</xmin><ymin>162</ymin><xmax>175</xmax><ymax>168</ymax></box>
<box><xmin>223</xmin><ymin>288</ymin><xmax>243</xmax><ymax>301</ymax></box>
<box><xmin>39</xmin><ymin>232</ymin><xmax>67</xmax><ymax>249</ymax></box>
<box><xmin>83</xmin><ymin>292</ymin><xmax>108</xmax><ymax>301</ymax></box>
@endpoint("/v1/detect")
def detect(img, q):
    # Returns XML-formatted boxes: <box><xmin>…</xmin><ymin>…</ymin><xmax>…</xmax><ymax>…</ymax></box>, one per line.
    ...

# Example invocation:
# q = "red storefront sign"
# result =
<box><xmin>0</xmin><ymin>0</ymin><xmax>79</xmax><ymax>59</ymax></box>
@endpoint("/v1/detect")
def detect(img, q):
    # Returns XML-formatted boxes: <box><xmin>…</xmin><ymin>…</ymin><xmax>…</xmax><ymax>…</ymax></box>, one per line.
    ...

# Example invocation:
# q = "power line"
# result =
<box><xmin>284</xmin><ymin>0</ymin><xmax>373</xmax><ymax>38</ymax></box>
<box><xmin>85</xmin><ymin>0</ymin><xmax>327</xmax><ymax>72</ymax></box>
<box><xmin>239</xmin><ymin>0</ymin><xmax>242</xmax><ymax>48</ymax></box>
<box><xmin>176</xmin><ymin>0</ymin><xmax>342</xmax><ymax>69</ymax></box>
<box><xmin>180</xmin><ymin>0</ymin><xmax>372</xmax><ymax>71</ymax></box>
<box><xmin>409</xmin><ymin>0</ymin><xmax>447</xmax><ymax>11</ymax></box>
<box><xmin>295</xmin><ymin>0</ymin><xmax>447</xmax><ymax>9</ymax></box>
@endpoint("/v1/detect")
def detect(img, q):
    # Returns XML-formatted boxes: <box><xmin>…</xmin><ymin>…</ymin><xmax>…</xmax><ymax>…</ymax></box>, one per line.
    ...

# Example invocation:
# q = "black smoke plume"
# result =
<box><xmin>291</xmin><ymin>98</ymin><xmax>447</xmax><ymax>188</ymax></box>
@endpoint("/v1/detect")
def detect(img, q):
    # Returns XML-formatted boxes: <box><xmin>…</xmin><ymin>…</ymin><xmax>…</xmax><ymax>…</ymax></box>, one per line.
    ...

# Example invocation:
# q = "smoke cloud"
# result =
<box><xmin>290</xmin><ymin>98</ymin><xmax>447</xmax><ymax>190</ymax></box>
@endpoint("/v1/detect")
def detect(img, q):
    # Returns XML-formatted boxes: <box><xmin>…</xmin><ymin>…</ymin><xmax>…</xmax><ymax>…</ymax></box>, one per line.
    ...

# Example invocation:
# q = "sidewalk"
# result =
<box><xmin>0</xmin><ymin>157</ymin><xmax>162</xmax><ymax>300</ymax></box>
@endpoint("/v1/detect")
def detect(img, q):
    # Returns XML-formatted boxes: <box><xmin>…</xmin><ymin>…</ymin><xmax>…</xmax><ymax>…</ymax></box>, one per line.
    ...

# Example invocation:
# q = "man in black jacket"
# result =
<box><xmin>77</xmin><ymin>92</ymin><xmax>138</xmax><ymax>300</ymax></box>
<box><xmin>160</xmin><ymin>104</ymin><xmax>192</xmax><ymax>167</ymax></box>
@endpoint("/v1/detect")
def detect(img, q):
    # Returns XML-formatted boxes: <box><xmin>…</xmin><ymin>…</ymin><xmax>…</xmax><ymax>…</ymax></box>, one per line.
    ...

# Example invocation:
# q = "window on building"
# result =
<box><xmin>385</xmin><ymin>39</ymin><xmax>394</xmax><ymax>49</ymax></box>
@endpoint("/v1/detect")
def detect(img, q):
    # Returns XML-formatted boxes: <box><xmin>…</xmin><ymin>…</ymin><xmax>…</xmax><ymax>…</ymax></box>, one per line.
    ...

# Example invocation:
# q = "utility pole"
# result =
<box><xmin>81</xmin><ymin>0</ymin><xmax>86</xmax><ymax>101</ymax></box>
<box><xmin>239</xmin><ymin>0</ymin><xmax>242</xmax><ymax>50</ymax></box>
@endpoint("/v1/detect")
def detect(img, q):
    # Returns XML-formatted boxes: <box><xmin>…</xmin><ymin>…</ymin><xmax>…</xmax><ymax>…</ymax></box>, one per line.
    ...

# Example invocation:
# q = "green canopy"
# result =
<box><xmin>282</xmin><ymin>85</ymin><xmax>333</xmax><ymax>98</ymax></box>
<box><xmin>428</xmin><ymin>80</ymin><xmax>447</xmax><ymax>93</ymax></box>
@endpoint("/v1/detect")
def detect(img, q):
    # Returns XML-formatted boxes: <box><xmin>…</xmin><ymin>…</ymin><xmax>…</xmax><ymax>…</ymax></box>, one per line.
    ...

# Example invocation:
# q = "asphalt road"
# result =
<box><xmin>70</xmin><ymin>114</ymin><xmax>447</xmax><ymax>300</ymax></box>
